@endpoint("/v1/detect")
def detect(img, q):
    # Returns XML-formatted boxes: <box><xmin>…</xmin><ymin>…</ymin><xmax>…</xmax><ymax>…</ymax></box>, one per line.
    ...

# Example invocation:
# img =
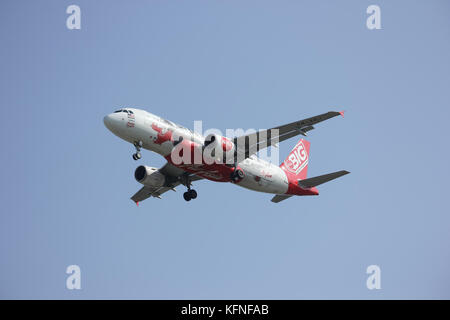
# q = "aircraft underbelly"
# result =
<box><xmin>129</xmin><ymin>117</ymin><xmax>289</xmax><ymax>193</ymax></box>
<box><xmin>238</xmin><ymin>161</ymin><xmax>288</xmax><ymax>194</ymax></box>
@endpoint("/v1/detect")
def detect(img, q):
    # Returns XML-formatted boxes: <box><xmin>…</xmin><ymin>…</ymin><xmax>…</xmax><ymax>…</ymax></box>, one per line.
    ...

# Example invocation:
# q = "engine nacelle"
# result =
<box><xmin>134</xmin><ymin>165</ymin><xmax>166</xmax><ymax>187</ymax></box>
<box><xmin>204</xmin><ymin>134</ymin><xmax>235</xmax><ymax>153</ymax></box>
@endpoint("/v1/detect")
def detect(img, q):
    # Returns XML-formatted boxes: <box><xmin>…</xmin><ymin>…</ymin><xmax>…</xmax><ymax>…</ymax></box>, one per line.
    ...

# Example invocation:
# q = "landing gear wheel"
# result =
<box><xmin>188</xmin><ymin>189</ymin><xmax>197</xmax><ymax>199</ymax></box>
<box><xmin>181</xmin><ymin>174</ymin><xmax>197</xmax><ymax>201</ymax></box>
<box><xmin>183</xmin><ymin>192</ymin><xmax>192</xmax><ymax>201</ymax></box>
<box><xmin>132</xmin><ymin>152</ymin><xmax>141</xmax><ymax>160</ymax></box>
<box><xmin>235</xmin><ymin>169</ymin><xmax>244</xmax><ymax>179</ymax></box>
<box><xmin>231</xmin><ymin>168</ymin><xmax>244</xmax><ymax>182</ymax></box>
<box><xmin>132</xmin><ymin>141</ymin><xmax>143</xmax><ymax>160</ymax></box>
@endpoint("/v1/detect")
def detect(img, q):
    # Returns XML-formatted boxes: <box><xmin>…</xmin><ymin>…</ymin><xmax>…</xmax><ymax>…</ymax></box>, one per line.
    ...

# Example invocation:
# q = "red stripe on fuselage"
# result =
<box><xmin>164</xmin><ymin>138</ymin><xmax>238</xmax><ymax>182</ymax></box>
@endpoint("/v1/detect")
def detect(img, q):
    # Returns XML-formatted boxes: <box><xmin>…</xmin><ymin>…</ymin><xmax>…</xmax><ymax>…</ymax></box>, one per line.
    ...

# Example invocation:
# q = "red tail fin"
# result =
<box><xmin>280</xmin><ymin>139</ymin><xmax>310</xmax><ymax>181</ymax></box>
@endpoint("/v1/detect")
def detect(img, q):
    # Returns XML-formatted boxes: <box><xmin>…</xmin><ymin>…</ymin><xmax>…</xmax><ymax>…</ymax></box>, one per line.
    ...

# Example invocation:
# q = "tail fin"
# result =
<box><xmin>280</xmin><ymin>139</ymin><xmax>310</xmax><ymax>180</ymax></box>
<box><xmin>275</xmin><ymin>138</ymin><xmax>350</xmax><ymax>202</ymax></box>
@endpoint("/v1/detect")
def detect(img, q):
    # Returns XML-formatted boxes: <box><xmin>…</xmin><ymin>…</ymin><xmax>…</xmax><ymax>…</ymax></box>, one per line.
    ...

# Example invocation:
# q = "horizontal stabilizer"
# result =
<box><xmin>298</xmin><ymin>170</ymin><xmax>350</xmax><ymax>188</ymax></box>
<box><xmin>271</xmin><ymin>194</ymin><xmax>293</xmax><ymax>203</ymax></box>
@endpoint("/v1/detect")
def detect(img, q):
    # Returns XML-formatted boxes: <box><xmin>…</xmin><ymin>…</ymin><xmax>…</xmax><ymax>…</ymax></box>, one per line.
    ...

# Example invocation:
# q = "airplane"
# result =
<box><xmin>103</xmin><ymin>108</ymin><xmax>350</xmax><ymax>204</ymax></box>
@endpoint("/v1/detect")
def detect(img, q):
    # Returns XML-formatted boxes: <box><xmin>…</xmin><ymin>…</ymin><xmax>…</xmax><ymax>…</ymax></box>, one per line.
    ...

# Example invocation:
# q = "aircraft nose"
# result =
<box><xmin>103</xmin><ymin>114</ymin><xmax>113</xmax><ymax>130</ymax></box>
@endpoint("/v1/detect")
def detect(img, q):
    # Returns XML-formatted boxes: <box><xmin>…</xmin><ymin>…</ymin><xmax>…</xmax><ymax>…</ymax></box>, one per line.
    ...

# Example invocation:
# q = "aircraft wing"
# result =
<box><xmin>130</xmin><ymin>163</ymin><xmax>203</xmax><ymax>204</ymax></box>
<box><xmin>232</xmin><ymin>111</ymin><xmax>344</xmax><ymax>162</ymax></box>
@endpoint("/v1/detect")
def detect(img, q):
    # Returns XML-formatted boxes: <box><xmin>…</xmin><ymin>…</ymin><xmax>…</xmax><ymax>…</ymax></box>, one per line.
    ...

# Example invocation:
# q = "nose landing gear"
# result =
<box><xmin>132</xmin><ymin>141</ymin><xmax>143</xmax><ymax>160</ymax></box>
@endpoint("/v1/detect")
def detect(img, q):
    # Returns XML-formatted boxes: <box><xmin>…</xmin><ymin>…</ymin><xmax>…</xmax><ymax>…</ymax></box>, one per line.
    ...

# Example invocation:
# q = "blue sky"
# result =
<box><xmin>1</xmin><ymin>0</ymin><xmax>449</xmax><ymax>299</ymax></box>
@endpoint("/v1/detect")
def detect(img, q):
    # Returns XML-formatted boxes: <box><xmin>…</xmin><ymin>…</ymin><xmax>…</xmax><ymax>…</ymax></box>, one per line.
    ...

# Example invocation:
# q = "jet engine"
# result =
<box><xmin>134</xmin><ymin>165</ymin><xmax>166</xmax><ymax>187</ymax></box>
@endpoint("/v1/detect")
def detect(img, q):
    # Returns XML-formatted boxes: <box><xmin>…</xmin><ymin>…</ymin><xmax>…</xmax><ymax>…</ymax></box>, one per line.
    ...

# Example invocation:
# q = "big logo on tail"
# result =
<box><xmin>284</xmin><ymin>140</ymin><xmax>309</xmax><ymax>175</ymax></box>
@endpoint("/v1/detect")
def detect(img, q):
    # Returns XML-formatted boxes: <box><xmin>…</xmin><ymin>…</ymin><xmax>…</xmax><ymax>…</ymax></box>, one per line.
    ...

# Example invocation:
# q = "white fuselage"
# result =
<box><xmin>104</xmin><ymin>108</ymin><xmax>289</xmax><ymax>195</ymax></box>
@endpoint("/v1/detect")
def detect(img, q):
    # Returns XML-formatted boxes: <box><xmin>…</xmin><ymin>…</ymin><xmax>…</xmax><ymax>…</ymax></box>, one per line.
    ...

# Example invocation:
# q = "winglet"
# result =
<box><xmin>135</xmin><ymin>201</ymin><xmax>139</xmax><ymax>206</ymax></box>
<box><xmin>339</xmin><ymin>110</ymin><xmax>345</xmax><ymax>118</ymax></box>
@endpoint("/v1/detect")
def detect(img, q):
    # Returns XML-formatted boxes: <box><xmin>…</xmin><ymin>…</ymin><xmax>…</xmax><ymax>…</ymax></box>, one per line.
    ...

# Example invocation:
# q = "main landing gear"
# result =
<box><xmin>132</xmin><ymin>141</ymin><xmax>143</xmax><ymax>160</ymax></box>
<box><xmin>183</xmin><ymin>189</ymin><xmax>197</xmax><ymax>202</ymax></box>
<box><xmin>181</xmin><ymin>174</ymin><xmax>198</xmax><ymax>201</ymax></box>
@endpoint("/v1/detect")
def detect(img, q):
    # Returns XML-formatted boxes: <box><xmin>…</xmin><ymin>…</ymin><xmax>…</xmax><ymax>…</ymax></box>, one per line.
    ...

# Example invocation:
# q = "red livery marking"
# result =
<box><xmin>221</xmin><ymin>137</ymin><xmax>233</xmax><ymax>151</ymax></box>
<box><xmin>165</xmin><ymin>149</ymin><xmax>237</xmax><ymax>182</ymax></box>
<box><xmin>283</xmin><ymin>140</ymin><xmax>308</xmax><ymax>175</ymax></box>
<box><xmin>280</xmin><ymin>139</ymin><xmax>318</xmax><ymax>196</ymax></box>
<box><xmin>261</xmin><ymin>170</ymin><xmax>272</xmax><ymax>178</ymax></box>
<box><xmin>151</xmin><ymin>123</ymin><xmax>173</xmax><ymax>145</ymax></box>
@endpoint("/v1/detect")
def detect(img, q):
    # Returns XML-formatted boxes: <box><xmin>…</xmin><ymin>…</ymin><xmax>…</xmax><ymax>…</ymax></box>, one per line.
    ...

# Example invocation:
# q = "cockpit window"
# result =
<box><xmin>114</xmin><ymin>109</ymin><xmax>130</xmax><ymax>113</ymax></box>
